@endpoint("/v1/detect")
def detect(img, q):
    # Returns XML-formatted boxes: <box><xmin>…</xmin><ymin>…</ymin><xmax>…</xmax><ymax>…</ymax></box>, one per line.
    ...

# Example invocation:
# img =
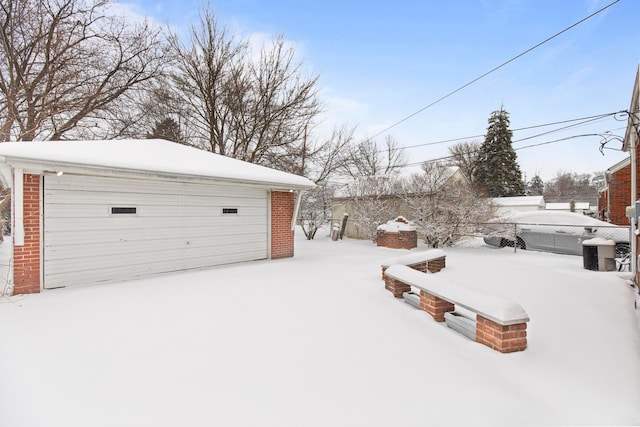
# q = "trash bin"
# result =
<box><xmin>582</xmin><ymin>242</ymin><xmax>598</xmax><ymax>271</ymax></box>
<box><xmin>582</xmin><ymin>238</ymin><xmax>616</xmax><ymax>271</ymax></box>
<box><xmin>596</xmin><ymin>240</ymin><xmax>616</xmax><ymax>272</ymax></box>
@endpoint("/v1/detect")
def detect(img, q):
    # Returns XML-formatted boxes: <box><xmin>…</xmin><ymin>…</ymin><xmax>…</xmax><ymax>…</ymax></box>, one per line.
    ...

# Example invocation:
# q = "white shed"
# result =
<box><xmin>0</xmin><ymin>139</ymin><xmax>315</xmax><ymax>294</ymax></box>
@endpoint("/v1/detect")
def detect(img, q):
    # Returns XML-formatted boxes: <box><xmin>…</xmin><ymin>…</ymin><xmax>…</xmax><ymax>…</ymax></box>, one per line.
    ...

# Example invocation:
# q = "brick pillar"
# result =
<box><xmin>427</xmin><ymin>257</ymin><xmax>446</xmax><ymax>273</ymax></box>
<box><xmin>476</xmin><ymin>316</ymin><xmax>527</xmax><ymax>353</ymax></box>
<box><xmin>270</xmin><ymin>191</ymin><xmax>294</xmax><ymax>259</ymax></box>
<box><xmin>13</xmin><ymin>174</ymin><xmax>41</xmax><ymax>295</ymax></box>
<box><xmin>376</xmin><ymin>230</ymin><xmax>418</xmax><ymax>249</ymax></box>
<box><xmin>384</xmin><ymin>276</ymin><xmax>411</xmax><ymax>298</ymax></box>
<box><xmin>420</xmin><ymin>290</ymin><xmax>455</xmax><ymax>322</ymax></box>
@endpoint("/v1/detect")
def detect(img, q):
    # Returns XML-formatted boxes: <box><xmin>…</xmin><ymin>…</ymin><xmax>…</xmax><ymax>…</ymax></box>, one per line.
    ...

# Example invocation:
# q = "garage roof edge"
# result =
<box><xmin>0</xmin><ymin>140</ymin><xmax>316</xmax><ymax>190</ymax></box>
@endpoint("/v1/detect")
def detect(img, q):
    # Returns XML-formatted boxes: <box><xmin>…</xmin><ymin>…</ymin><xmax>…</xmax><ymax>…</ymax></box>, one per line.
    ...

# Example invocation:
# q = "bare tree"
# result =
<box><xmin>543</xmin><ymin>170</ymin><xmax>599</xmax><ymax>204</ymax></box>
<box><xmin>295</xmin><ymin>124</ymin><xmax>355</xmax><ymax>240</ymax></box>
<box><xmin>447</xmin><ymin>140</ymin><xmax>481</xmax><ymax>186</ymax></box>
<box><xmin>167</xmin><ymin>8</ymin><xmax>321</xmax><ymax>166</ymax></box>
<box><xmin>0</xmin><ymin>0</ymin><xmax>167</xmax><ymax>141</ymax></box>
<box><xmin>338</xmin><ymin>176</ymin><xmax>404</xmax><ymax>240</ymax></box>
<box><xmin>343</xmin><ymin>134</ymin><xmax>407</xmax><ymax>178</ymax></box>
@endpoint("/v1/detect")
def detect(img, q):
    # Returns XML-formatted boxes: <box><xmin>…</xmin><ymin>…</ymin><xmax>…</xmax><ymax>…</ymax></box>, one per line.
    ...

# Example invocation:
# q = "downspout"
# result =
<box><xmin>628</xmin><ymin>64</ymin><xmax>640</xmax><ymax>284</ymax></box>
<box><xmin>291</xmin><ymin>190</ymin><xmax>303</xmax><ymax>231</ymax></box>
<box><xmin>631</xmin><ymin>136</ymin><xmax>637</xmax><ymax>280</ymax></box>
<box><xmin>13</xmin><ymin>168</ymin><xmax>24</xmax><ymax>246</ymax></box>
<box><xmin>633</xmin><ymin>80</ymin><xmax>640</xmax><ymax>282</ymax></box>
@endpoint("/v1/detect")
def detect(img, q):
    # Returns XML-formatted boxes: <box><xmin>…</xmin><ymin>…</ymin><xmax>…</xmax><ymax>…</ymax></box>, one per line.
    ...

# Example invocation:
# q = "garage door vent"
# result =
<box><xmin>111</xmin><ymin>206</ymin><xmax>137</xmax><ymax>215</ymax></box>
<box><xmin>222</xmin><ymin>207</ymin><xmax>238</xmax><ymax>215</ymax></box>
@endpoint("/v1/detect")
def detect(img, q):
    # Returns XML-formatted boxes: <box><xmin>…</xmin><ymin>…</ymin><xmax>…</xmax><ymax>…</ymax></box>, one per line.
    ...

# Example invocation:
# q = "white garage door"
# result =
<box><xmin>43</xmin><ymin>174</ymin><xmax>268</xmax><ymax>288</ymax></box>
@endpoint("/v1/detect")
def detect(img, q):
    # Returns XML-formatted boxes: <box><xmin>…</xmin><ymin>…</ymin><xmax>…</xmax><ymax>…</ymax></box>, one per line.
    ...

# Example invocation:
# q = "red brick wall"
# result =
<box><xmin>13</xmin><ymin>174</ymin><xmax>41</xmax><ymax>295</ymax></box>
<box><xmin>476</xmin><ymin>316</ymin><xmax>527</xmax><ymax>353</ymax></box>
<box><xmin>376</xmin><ymin>230</ymin><xmax>418</xmax><ymax>250</ymax></box>
<box><xmin>608</xmin><ymin>164</ymin><xmax>631</xmax><ymax>226</ymax></box>
<box><xmin>270</xmin><ymin>191</ymin><xmax>294</xmax><ymax>259</ymax></box>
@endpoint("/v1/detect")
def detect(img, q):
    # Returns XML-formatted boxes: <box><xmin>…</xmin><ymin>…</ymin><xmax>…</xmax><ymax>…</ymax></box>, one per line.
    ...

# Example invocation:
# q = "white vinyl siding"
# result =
<box><xmin>43</xmin><ymin>175</ymin><xmax>268</xmax><ymax>288</ymax></box>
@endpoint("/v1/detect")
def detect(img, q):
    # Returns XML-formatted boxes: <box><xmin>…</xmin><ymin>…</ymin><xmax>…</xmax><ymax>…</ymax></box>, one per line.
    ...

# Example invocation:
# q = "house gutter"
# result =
<box><xmin>0</xmin><ymin>157</ymin><xmax>316</xmax><ymax>192</ymax></box>
<box><xmin>13</xmin><ymin>168</ymin><xmax>24</xmax><ymax>246</ymax></box>
<box><xmin>291</xmin><ymin>190</ymin><xmax>303</xmax><ymax>231</ymax></box>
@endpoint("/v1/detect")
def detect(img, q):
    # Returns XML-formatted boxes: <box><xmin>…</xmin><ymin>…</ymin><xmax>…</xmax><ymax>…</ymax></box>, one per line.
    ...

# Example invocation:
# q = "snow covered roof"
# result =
<box><xmin>0</xmin><ymin>139</ymin><xmax>315</xmax><ymax>189</ymax></box>
<box><xmin>606</xmin><ymin>156</ymin><xmax>630</xmax><ymax>174</ymax></box>
<box><xmin>491</xmin><ymin>195</ymin><xmax>545</xmax><ymax>207</ymax></box>
<box><xmin>376</xmin><ymin>217</ymin><xmax>416</xmax><ymax>232</ymax></box>
<box><xmin>545</xmin><ymin>202</ymin><xmax>590</xmax><ymax>211</ymax></box>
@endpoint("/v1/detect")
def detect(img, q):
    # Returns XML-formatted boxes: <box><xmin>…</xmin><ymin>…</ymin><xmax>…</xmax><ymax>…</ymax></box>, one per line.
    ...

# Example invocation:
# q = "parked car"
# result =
<box><xmin>483</xmin><ymin>211</ymin><xmax>630</xmax><ymax>257</ymax></box>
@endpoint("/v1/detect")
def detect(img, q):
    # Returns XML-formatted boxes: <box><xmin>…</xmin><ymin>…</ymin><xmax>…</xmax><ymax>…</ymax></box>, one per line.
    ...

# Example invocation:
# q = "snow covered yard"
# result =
<box><xmin>0</xmin><ymin>231</ymin><xmax>639</xmax><ymax>427</ymax></box>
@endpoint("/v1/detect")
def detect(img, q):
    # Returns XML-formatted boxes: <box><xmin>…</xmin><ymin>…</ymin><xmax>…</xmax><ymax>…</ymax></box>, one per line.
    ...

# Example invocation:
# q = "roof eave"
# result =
<box><xmin>0</xmin><ymin>156</ymin><xmax>316</xmax><ymax>191</ymax></box>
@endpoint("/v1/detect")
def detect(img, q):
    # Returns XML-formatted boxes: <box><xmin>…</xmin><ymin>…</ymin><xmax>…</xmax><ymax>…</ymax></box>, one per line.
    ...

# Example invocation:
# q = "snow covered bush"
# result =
<box><xmin>337</xmin><ymin>176</ymin><xmax>403</xmax><ymax>241</ymax></box>
<box><xmin>403</xmin><ymin>163</ymin><xmax>495</xmax><ymax>247</ymax></box>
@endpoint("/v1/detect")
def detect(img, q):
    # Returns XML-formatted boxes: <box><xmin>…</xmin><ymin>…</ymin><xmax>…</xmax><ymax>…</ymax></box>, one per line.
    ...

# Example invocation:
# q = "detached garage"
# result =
<box><xmin>0</xmin><ymin>139</ymin><xmax>315</xmax><ymax>295</ymax></box>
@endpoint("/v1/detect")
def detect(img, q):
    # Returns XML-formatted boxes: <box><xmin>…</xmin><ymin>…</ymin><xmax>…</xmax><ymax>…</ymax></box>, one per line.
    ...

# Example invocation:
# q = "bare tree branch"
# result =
<box><xmin>166</xmin><ymin>8</ymin><xmax>321</xmax><ymax>167</ymax></box>
<box><xmin>0</xmin><ymin>0</ymin><xmax>167</xmax><ymax>141</ymax></box>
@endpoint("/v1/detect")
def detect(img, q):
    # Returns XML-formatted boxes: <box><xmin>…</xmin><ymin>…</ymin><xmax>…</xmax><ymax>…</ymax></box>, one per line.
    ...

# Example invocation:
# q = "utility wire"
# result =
<box><xmin>382</xmin><ymin>111</ymin><xmax>620</xmax><ymax>153</ymax></box>
<box><xmin>402</xmin><ymin>130</ymin><xmax>626</xmax><ymax>169</ymax></box>
<box><xmin>367</xmin><ymin>0</ymin><xmax>621</xmax><ymax>141</ymax></box>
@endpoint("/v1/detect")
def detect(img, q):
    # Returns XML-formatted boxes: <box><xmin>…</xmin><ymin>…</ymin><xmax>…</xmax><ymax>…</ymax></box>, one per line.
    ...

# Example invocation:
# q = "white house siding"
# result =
<box><xmin>43</xmin><ymin>174</ymin><xmax>268</xmax><ymax>288</ymax></box>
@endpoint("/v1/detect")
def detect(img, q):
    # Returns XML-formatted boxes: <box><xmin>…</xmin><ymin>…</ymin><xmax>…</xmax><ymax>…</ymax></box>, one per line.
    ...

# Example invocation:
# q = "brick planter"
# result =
<box><xmin>383</xmin><ymin>264</ymin><xmax>530</xmax><ymax>353</ymax></box>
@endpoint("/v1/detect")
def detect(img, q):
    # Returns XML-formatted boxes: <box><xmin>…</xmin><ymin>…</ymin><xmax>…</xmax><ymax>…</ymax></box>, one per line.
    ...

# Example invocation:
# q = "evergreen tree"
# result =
<box><xmin>527</xmin><ymin>174</ymin><xmax>544</xmax><ymax>196</ymax></box>
<box><xmin>146</xmin><ymin>118</ymin><xmax>186</xmax><ymax>144</ymax></box>
<box><xmin>473</xmin><ymin>107</ymin><xmax>525</xmax><ymax>197</ymax></box>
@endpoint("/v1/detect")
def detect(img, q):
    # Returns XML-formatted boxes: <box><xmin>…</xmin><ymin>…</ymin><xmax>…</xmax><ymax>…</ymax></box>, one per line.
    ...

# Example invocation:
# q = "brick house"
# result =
<box><xmin>602</xmin><ymin>64</ymin><xmax>640</xmax><ymax>285</ymax></box>
<box><xmin>600</xmin><ymin>157</ymin><xmax>631</xmax><ymax>225</ymax></box>
<box><xmin>0</xmin><ymin>139</ymin><xmax>314</xmax><ymax>295</ymax></box>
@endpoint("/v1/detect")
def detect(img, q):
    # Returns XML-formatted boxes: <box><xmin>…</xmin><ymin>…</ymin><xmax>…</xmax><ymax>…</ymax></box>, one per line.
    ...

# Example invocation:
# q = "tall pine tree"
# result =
<box><xmin>146</xmin><ymin>118</ymin><xmax>186</xmax><ymax>145</ymax></box>
<box><xmin>473</xmin><ymin>107</ymin><xmax>525</xmax><ymax>197</ymax></box>
<box><xmin>526</xmin><ymin>174</ymin><xmax>544</xmax><ymax>196</ymax></box>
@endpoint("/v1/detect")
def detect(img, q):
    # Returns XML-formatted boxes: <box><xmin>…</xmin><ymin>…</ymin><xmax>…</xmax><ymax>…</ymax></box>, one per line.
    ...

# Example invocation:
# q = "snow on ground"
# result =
<box><xmin>0</xmin><ymin>230</ymin><xmax>639</xmax><ymax>426</ymax></box>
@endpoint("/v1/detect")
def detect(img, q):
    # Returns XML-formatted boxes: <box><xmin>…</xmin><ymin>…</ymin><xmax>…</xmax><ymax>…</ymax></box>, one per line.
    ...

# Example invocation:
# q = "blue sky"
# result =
<box><xmin>123</xmin><ymin>0</ymin><xmax>639</xmax><ymax>182</ymax></box>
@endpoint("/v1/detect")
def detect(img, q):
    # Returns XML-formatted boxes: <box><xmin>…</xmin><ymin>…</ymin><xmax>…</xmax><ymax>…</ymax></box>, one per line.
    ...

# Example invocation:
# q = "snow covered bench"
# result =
<box><xmin>381</xmin><ymin>249</ymin><xmax>446</xmax><ymax>285</ymax></box>
<box><xmin>384</xmin><ymin>265</ymin><xmax>530</xmax><ymax>353</ymax></box>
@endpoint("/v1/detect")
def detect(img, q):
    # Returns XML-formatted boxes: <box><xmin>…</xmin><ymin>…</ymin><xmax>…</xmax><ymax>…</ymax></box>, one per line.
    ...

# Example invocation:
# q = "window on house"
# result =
<box><xmin>222</xmin><ymin>208</ymin><xmax>239</xmax><ymax>215</ymax></box>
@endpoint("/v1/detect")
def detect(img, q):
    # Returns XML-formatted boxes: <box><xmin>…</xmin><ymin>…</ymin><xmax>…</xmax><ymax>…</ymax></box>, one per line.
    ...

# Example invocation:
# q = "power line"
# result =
<box><xmin>382</xmin><ymin>111</ymin><xmax>620</xmax><ymax>153</ymax></box>
<box><xmin>402</xmin><ymin>130</ymin><xmax>625</xmax><ymax>169</ymax></box>
<box><xmin>511</xmin><ymin>114</ymin><xmax>616</xmax><ymax>145</ymax></box>
<box><xmin>367</xmin><ymin>0</ymin><xmax>621</xmax><ymax>141</ymax></box>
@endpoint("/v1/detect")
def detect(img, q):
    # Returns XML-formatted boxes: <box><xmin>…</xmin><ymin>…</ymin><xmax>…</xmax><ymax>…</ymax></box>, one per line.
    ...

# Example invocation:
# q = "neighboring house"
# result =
<box><xmin>604</xmin><ymin>63</ymin><xmax>640</xmax><ymax>286</ymax></box>
<box><xmin>0</xmin><ymin>139</ymin><xmax>315</xmax><ymax>295</ymax></box>
<box><xmin>544</xmin><ymin>202</ymin><xmax>591</xmax><ymax>215</ymax></box>
<box><xmin>491</xmin><ymin>195</ymin><xmax>545</xmax><ymax>217</ymax></box>
<box><xmin>600</xmin><ymin>157</ymin><xmax>631</xmax><ymax>225</ymax></box>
